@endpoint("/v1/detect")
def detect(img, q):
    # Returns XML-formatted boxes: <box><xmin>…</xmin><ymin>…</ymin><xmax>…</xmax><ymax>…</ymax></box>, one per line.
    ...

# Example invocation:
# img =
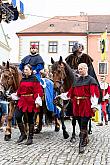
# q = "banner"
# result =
<box><xmin>100</xmin><ymin>30</ymin><xmax>107</xmax><ymax>61</ymax></box>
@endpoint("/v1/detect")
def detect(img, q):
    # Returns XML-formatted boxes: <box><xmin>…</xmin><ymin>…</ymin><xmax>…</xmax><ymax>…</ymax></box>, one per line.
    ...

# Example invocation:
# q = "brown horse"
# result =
<box><xmin>51</xmin><ymin>56</ymin><xmax>75</xmax><ymax>139</ymax></box>
<box><xmin>0</xmin><ymin>61</ymin><xmax>22</xmax><ymax>140</ymax></box>
<box><xmin>51</xmin><ymin>56</ymin><xmax>93</xmax><ymax>141</ymax></box>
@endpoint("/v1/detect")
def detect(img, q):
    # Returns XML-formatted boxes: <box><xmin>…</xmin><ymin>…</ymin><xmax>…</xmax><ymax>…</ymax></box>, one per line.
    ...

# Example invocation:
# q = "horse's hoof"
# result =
<box><xmin>88</xmin><ymin>130</ymin><xmax>92</xmax><ymax>135</ymax></box>
<box><xmin>55</xmin><ymin>126</ymin><xmax>60</xmax><ymax>132</ymax></box>
<box><xmin>63</xmin><ymin>131</ymin><xmax>69</xmax><ymax>139</ymax></box>
<box><xmin>34</xmin><ymin>128</ymin><xmax>41</xmax><ymax>134</ymax></box>
<box><xmin>4</xmin><ymin>134</ymin><xmax>11</xmax><ymax>141</ymax></box>
<box><xmin>70</xmin><ymin>137</ymin><xmax>76</xmax><ymax>143</ymax></box>
<box><xmin>34</xmin><ymin>129</ymin><xmax>40</xmax><ymax>134</ymax></box>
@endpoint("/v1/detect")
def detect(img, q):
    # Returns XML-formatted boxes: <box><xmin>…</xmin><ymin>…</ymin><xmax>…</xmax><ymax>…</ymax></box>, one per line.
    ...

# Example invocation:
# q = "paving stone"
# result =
<box><xmin>0</xmin><ymin>121</ymin><xmax>110</xmax><ymax>164</ymax></box>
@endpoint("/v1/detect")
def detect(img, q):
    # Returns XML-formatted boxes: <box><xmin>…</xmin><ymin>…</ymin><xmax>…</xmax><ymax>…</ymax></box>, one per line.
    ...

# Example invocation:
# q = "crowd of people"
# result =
<box><xmin>0</xmin><ymin>41</ymin><xmax>110</xmax><ymax>154</ymax></box>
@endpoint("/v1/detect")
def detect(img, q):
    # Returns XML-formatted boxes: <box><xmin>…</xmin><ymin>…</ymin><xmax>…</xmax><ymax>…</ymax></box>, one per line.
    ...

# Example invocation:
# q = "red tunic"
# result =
<box><xmin>100</xmin><ymin>82</ymin><xmax>110</xmax><ymax>105</ymax></box>
<box><xmin>67</xmin><ymin>75</ymin><xmax>99</xmax><ymax>117</ymax></box>
<box><xmin>17</xmin><ymin>75</ymin><xmax>43</xmax><ymax>112</ymax></box>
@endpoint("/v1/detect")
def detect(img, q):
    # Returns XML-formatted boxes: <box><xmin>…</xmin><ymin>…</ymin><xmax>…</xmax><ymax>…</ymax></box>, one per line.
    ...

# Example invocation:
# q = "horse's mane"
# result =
<box><xmin>9</xmin><ymin>65</ymin><xmax>20</xmax><ymax>89</ymax></box>
<box><xmin>63</xmin><ymin>62</ymin><xmax>75</xmax><ymax>84</ymax></box>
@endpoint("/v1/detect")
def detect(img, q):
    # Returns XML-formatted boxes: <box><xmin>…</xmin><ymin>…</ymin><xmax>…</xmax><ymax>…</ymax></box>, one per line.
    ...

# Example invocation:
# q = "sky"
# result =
<box><xmin>2</xmin><ymin>0</ymin><xmax>110</xmax><ymax>62</ymax></box>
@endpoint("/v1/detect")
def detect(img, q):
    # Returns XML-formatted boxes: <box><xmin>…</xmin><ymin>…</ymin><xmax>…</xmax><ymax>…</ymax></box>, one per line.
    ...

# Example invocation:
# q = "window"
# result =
<box><xmin>30</xmin><ymin>41</ymin><xmax>39</xmax><ymax>53</ymax></box>
<box><xmin>69</xmin><ymin>41</ymin><xmax>78</xmax><ymax>53</ymax></box>
<box><xmin>48</xmin><ymin>41</ymin><xmax>58</xmax><ymax>53</ymax></box>
<box><xmin>98</xmin><ymin>61</ymin><xmax>108</xmax><ymax>75</ymax></box>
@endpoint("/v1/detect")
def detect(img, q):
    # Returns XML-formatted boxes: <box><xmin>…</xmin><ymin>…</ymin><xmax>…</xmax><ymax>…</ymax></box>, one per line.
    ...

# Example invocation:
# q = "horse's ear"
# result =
<box><xmin>6</xmin><ymin>61</ymin><xmax>10</xmax><ymax>69</ymax></box>
<box><xmin>59</xmin><ymin>56</ymin><xmax>63</xmax><ymax>64</ymax></box>
<box><xmin>51</xmin><ymin>57</ymin><xmax>55</xmax><ymax>64</ymax></box>
<box><xmin>2</xmin><ymin>62</ymin><xmax>6</xmax><ymax>66</ymax></box>
<box><xmin>0</xmin><ymin>65</ymin><xmax>3</xmax><ymax>70</ymax></box>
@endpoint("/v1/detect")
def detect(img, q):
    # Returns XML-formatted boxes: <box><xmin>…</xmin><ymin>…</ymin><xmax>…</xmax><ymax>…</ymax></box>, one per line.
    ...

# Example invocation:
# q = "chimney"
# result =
<box><xmin>80</xmin><ymin>12</ymin><xmax>85</xmax><ymax>16</ymax></box>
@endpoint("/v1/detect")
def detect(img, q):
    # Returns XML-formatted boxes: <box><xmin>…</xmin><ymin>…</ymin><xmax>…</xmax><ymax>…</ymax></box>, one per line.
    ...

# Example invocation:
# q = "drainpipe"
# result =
<box><xmin>86</xmin><ymin>31</ymin><xmax>89</xmax><ymax>55</ymax></box>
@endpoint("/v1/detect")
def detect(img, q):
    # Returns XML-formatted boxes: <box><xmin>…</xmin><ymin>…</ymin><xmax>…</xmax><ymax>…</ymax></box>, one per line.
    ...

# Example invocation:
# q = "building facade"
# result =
<box><xmin>0</xmin><ymin>23</ymin><xmax>11</xmax><ymax>64</ymax></box>
<box><xmin>17</xmin><ymin>15</ymin><xmax>110</xmax><ymax>81</ymax></box>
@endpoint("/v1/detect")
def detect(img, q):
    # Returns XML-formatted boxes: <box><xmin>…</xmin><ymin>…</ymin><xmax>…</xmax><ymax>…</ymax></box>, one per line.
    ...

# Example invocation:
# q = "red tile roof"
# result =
<box><xmin>17</xmin><ymin>16</ymin><xmax>88</xmax><ymax>35</ymax></box>
<box><xmin>16</xmin><ymin>15</ymin><xmax>110</xmax><ymax>35</ymax></box>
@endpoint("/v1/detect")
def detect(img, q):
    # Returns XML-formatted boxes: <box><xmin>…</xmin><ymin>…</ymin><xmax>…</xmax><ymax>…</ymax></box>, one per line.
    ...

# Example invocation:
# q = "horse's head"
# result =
<box><xmin>51</xmin><ymin>56</ymin><xmax>75</xmax><ymax>93</ymax></box>
<box><xmin>51</xmin><ymin>56</ymin><xmax>67</xmax><ymax>93</ymax></box>
<box><xmin>0</xmin><ymin>61</ymin><xmax>19</xmax><ymax>97</ymax></box>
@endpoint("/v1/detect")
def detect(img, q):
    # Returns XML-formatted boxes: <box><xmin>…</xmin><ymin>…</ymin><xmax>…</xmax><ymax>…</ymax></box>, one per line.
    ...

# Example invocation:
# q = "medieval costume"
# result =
<box><xmin>19</xmin><ymin>44</ymin><xmax>44</xmax><ymax>82</ymax></box>
<box><xmin>14</xmin><ymin>74</ymin><xmax>43</xmax><ymax>145</ymax></box>
<box><xmin>65</xmin><ymin>42</ymin><xmax>99</xmax><ymax>83</ymax></box>
<box><xmin>65</xmin><ymin>42</ymin><xmax>102</xmax><ymax>134</ymax></box>
<box><xmin>57</xmin><ymin>63</ymin><xmax>100</xmax><ymax>154</ymax></box>
<box><xmin>99</xmin><ymin>79</ymin><xmax>110</xmax><ymax>125</ymax></box>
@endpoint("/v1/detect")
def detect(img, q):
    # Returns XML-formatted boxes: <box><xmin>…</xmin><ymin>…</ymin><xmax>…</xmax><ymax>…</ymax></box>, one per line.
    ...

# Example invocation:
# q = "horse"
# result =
<box><xmin>0</xmin><ymin>61</ymin><xmax>22</xmax><ymax>140</ymax></box>
<box><xmin>51</xmin><ymin>56</ymin><xmax>92</xmax><ymax>142</ymax></box>
<box><xmin>0</xmin><ymin>61</ymin><xmax>61</xmax><ymax>140</ymax></box>
<box><xmin>51</xmin><ymin>56</ymin><xmax>75</xmax><ymax>140</ymax></box>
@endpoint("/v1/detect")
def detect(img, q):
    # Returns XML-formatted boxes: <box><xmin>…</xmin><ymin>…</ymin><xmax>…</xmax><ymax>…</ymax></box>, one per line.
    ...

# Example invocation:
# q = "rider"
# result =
<box><xmin>65</xmin><ymin>42</ymin><xmax>98</xmax><ymax>81</ymax></box>
<box><xmin>19</xmin><ymin>43</ymin><xmax>44</xmax><ymax>83</ymax></box>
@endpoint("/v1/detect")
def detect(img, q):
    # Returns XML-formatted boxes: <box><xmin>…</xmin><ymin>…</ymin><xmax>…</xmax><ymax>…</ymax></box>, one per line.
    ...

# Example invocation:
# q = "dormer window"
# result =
<box><xmin>49</xmin><ymin>24</ymin><xmax>54</xmax><ymax>27</ymax></box>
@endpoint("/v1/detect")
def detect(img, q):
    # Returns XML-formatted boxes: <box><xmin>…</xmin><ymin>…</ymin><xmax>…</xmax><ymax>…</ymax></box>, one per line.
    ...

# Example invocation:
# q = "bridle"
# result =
<box><xmin>52</xmin><ymin>63</ymin><xmax>70</xmax><ymax>109</ymax></box>
<box><xmin>52</xmin><ymin>64</ymin><xmax>66</xmax><ymax>94</ymax></box>
<box><xmin>0</xmin><ymin>68</ymin><xmax>17</xmax><ymax>99</ymax></box>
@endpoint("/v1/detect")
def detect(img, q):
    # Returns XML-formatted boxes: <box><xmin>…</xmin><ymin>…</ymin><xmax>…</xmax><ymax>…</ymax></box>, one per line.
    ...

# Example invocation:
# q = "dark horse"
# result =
<box><xmin>0</xmin><ymin>61</ymin><xmax>61</xmax><ymax>140</ymax></box>
<box><xmin>51</xmin><ymin>56</ymin><xmax>75</xmax><ymax>140</ymax></box>
<box><xmin>51</xmin><ymin>56</ymin><xmax>92</xmax><ymax>141</ymax></box>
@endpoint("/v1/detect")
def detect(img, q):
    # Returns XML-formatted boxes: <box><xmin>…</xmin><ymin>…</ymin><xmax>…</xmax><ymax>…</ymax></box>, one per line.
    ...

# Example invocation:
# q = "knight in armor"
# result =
<box><xmin>19</xmin><ymin>43</ymin><xmax>44</xmax><ymax>82</ymax></box>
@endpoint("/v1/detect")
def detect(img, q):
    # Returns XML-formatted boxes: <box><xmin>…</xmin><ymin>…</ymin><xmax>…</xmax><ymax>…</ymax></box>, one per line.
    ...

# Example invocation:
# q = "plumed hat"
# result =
<box><xmin>30</xmin><ymin>43</ymin><xmax>38</xmax><ymax>49</ymax></box>
<box><xmin>72</xmin><ymin>42</ymin><xmax>84</xmax><ymax>53</ymax></box>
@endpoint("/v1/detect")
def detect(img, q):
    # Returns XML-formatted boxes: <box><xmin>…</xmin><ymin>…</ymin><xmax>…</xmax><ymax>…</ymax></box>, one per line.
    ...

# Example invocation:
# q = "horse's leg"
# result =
<box><xmin>88</xmin><ymin>118</ymin><xmax>92</xmax><ymax>134</ymax></box>
<box><xmin>70</xmin><ymin>116</ymin><xmax>76</xmax><ymax>142</ymax></box>
<box><xmin>60</xmin><ymin>108</ymin><xmax>69</xmax><ymax>139</ymax></box>
<box><xmin>4</xmin><ymin>101</ymin><xmax>14</xmax><ymax>141</ymax></box>
<box><xmin>55</xmin><ymin>117</ymin><xmax>60</xmax><ymax>132</ymax></box>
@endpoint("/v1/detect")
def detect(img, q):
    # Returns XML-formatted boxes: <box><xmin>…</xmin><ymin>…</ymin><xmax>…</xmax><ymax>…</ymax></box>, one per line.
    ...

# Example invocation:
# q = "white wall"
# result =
<box><xmin>19</xmin><ymin>35</ymin><xmax>87</xmax><ymax>65</ymax></box>
<box><xmin>0</xmin><ymin>44</ymin><xmax>10</xmax><ymax>65</ymax></box>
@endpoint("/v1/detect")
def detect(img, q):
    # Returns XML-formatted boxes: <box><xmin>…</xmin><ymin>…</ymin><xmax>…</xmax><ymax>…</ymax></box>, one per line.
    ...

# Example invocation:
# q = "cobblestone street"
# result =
<box><xmin>0</xmin><ymin>120</ymin><xmax>110</xmax><ymax>165</ymax></box>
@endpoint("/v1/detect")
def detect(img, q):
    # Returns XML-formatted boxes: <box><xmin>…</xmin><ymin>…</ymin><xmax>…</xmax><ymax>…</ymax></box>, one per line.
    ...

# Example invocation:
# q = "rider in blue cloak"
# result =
<box><xmin>19</xmin><ymin>43</ymin><xmax>44</xmax><ymax>83</ymax></box>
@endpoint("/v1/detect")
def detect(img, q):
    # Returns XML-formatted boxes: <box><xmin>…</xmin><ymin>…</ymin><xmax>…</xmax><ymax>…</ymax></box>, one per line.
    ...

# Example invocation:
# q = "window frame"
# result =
<box><xmin>68</xmin><ymin>41</ymin><xmax>78</xmax><ymax>53</ymax></box>
<box><xmin>48</xmin><ymin>41</ymin><xmax>58</xmax><ymax>53</ymax></box>
<box><xmin>98</xmin><ymin>61</ymin><xmax>108</xmax><ymax>75</ymax></box>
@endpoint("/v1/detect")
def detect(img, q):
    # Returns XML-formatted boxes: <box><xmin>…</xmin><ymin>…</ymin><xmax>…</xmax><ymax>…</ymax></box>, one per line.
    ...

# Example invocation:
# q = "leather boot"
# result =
<box><xmin>83</xmin><ymin>130</ymin><xmax>89</xmax><ymax>147</ymax></box>
<box><xmin>25</xmin><ymin>124</ymin><xmax>34</xmax><ymax>145</ymax></box>
<box><xmin>17</xmin><ymin>123</ymin><xmax>27</xmax><ymax>143</ymax></box>
<box><xmin>79</xmin><ymin>130</ymin><xmax>85</xmax><ymax>154</ymax></box>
